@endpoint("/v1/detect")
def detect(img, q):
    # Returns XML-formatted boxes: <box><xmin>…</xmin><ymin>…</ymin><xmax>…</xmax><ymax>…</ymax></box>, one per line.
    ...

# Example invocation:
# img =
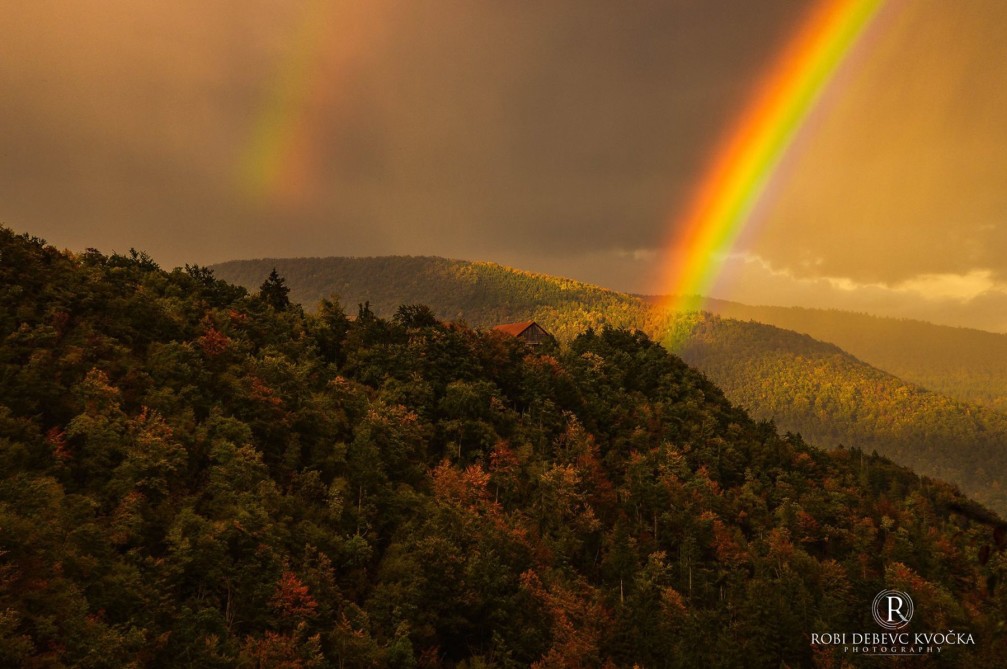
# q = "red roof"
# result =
<box><xmin>492</xmin><ymin>320</ymin><xmax>536</xmax><ymax>337</ymax></box>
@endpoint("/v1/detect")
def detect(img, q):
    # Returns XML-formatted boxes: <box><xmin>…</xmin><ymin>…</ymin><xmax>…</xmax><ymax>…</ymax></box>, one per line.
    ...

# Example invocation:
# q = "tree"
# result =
<box><xmin>313</xmin><ymin>298</ymin><xmax>351</xmax><ymax>365</ymax></box>
<box><xmin>259</xmin><ymin>268</ymin><xmax>291</xmax><ymax>311</ymax></box>
<box><xmin>393</xmin><ymin>304</ymin><xmax>439</xmax><ymax>329</ymax></box>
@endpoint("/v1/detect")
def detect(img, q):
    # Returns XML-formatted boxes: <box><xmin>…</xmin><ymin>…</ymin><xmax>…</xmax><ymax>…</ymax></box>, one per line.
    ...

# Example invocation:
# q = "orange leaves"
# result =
<box><xmin>46</xmin><ymin>426</ymin><xmax>71</xmax><ymax>463</ymax></box>
<box><xmin>538</xmin><ymin>463</ymin><xmax>602</xmax><ymax>534</ymax></box>
<box><xmin>124</xmin><ymin>406</ymin><xmax>186</xmax><ymax>496</ymax></box>
<box><xmin>691</xmin><ymin>465</ymin><xmax>722</xmax><ymax>500</ymax></box>
<box><xmin>198</xmin><ymin>326</ymin><xmax>231</xmax><ymax>357</ymax></box>
<box><xmin>489</xmin><ymin>441</ymin><xmax>519</xmax><ymax>476</ymax></box>
<box><xmin>520</xmin><ymin>570</ymin><xmax>608</xmax><ymax>669</ymax></box>
<box><xmin>767</xmin><ymin>527</ymin><xmax>795</xmax><ymax>564</ymax></box>
<box><xmin>526</xmin><ymin>354</ymin><xmax>563</xmax><ymax>376</ymax></box>
<box><xmin>78</xmin><ymin>367</ymin><xmax>122</xmax><ymax>414</ymax></box>
<box><xmin>431</xmin><ymin>459</ymin><xmax>533</xmax><ymax>550</ymax></box>
<box><xmin>661</xmin><ymin>585</ymin><xmax>687</xmax><ymax>615</ymax></box>
<box><xmin>701</xmin><ymin>511</ymin><xmax>747</xmax><ymax>565</ymax></box>
<box><xmin>793</xmin><ymin>451</ymin><xmax>816</xmax><ymax>472</ymax></box>
<box><xmin>48</xmin><ymin>309</ymin><xmax>71</xmax><ymax>336</ymax></box>
<box><xmin>134</xmin><ymin>405</ymin><xmax>175</xmax><ymax>441</ymax></box>
<box><xmin>197</xmin><ymin>312</ymin><xmax>233</xmax><ymax>357</ymax></box>
<box><xmin>431</xmin><ymin>460</ymin><xmax>493</xmax><ymax>513</ymax></box>
<box><xmin>240</xmin><ymin>627</ymin><xmax>323</xmax><ymax>669</ymax></box>
<box><xmin>884</xmin><ymin>561</ymin><xmax>928</xmax><ymax>595</ymax></box>
<box><xmin>884</xmin><ymin>562</ymin><xmax>960</xmax><ymax>628</ymax></box>
<box><xmin>249</xmin><ymin>375</ymin><xmax>284</xmax><ymax>408</ymax></box>
<box><xmin>796</xmin><ymin>509</ymin><xmax>820</xmax><ymax>543</ymax></box>
<box><xmin>271</xmin><ymin>571</ymin><xmax>319</xmax><ymax>620</ymax></box>
<box><xmin>109</xmin><ymin>491</ymin><xmax>146</xmax><ymax>546</ymax></box>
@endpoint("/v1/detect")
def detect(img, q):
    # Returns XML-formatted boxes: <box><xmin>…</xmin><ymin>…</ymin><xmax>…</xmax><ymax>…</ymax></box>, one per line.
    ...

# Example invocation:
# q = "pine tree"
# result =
<box><xmin>259</xmin><ymin>268</ymin><xmax>291</xmax><ymax>311</ymax></box>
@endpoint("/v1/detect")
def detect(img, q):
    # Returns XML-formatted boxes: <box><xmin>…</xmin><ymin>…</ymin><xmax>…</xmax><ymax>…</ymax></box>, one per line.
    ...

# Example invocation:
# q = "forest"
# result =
<box><xmin>3</xmin><ymin>227</ymin><xmax>1007</xmax><ymax>667</ymax></box>
<box><xmin>678</xmin><ymin>317</ymin><xmax>1007</xmax><ymax>513</ymax></box>
<box><xmin>698</xmin><ymin>299</ymin><xmax>1007</xmax><ymax>413</ymax></box>
<box><xmin>213</xmin><ymin>256</ymin><xmax>1007</xmax><ymax>515</ymax></box>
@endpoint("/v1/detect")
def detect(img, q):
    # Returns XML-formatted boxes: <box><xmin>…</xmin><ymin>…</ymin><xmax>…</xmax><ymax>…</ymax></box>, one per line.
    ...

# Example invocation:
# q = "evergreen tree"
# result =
<box><xmin>259</xmin><ymin>268</ymin><xmax>291</xmax><ymax>311</ymax></box>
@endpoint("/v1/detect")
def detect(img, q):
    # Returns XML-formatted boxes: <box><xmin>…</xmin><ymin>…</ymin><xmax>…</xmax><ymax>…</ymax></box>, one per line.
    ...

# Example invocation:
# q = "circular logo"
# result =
<box><xmin>872</xmin><ymin>590</ymin><xmax>914</xmax><ymax>630</ymax></box>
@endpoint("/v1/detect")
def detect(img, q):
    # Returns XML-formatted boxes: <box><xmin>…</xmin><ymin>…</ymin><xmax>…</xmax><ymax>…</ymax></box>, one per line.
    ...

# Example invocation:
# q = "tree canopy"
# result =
<box><xmin>1</xmin><ymin>228</ymin><xmax>1006</xmax><ymax>667</ymax></box>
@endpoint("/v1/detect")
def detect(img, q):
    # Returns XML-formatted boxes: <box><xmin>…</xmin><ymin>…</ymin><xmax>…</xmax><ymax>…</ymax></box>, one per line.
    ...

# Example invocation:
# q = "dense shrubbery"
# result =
<box><xmin>2</xmin><ymin>228</ymin><xmax>1007</xmax><ymax>667</ymax></box>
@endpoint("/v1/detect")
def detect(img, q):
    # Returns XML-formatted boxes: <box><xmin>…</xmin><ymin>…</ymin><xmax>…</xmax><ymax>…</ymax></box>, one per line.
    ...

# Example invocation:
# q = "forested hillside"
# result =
<box><xmin>678</xmin><ymin>317</ymin><xmax>1007</xmax><ymax>512</ymax></box>
<box><xmin>214</xmin><ymin>259</ymin><xmax>1007</xmax><ymax>413</ymax></box>
<box><xmin>697</xmin><ymin>299</ymin><xmax>1007</xmax><ymax>413</ymax></box>
<box><xmin>213</xmin><ymin>256</ymin><xmax>1007</xmax><ymax>514</ymax></box>
<box><xmin>211</xmin><ymin>256</ymin><xmax>660</xmax><ymax>342</ymax></box>
<box><xmin>4</xmin><ymin>227</ymin><xmax>1007</xmax><ymax>666</ymax></box>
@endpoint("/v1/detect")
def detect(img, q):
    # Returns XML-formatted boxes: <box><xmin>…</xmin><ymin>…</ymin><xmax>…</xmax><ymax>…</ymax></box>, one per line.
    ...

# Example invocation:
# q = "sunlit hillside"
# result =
<box><xmin>214</xmin><ymin>255</ymin><xmax>1007</xmax><ymax>513</ymax></box>
<box><xmin>212</xmin><ymin>256</ymin><xmax>663</xmax><ymax>342</ymax></box>
<box><xmin>697</xmin><ymin>299</ymin><xmax>1007</xmax><ymax>413</ymax></box>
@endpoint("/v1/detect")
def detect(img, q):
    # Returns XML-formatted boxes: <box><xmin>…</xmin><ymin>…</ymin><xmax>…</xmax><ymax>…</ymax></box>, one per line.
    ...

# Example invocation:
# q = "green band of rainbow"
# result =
<box><xmin>659</xmin><ymin>0</ymin><xmax>884</xmax><ymax>312</ymax></box>
<box><xmin>238</xmin><ymin>0</ymin><xmax>364</xmax><ymax>208</ymax></box>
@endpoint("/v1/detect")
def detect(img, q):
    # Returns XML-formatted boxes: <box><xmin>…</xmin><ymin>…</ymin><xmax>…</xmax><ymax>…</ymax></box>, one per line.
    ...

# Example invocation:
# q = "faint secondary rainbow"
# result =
<box><xmin>238</xmin><ymin>0</ymin><xmax>377</xmax><ymax>208</ymax></box>
<box><xmin>658</xmin><ymin>0</ymin><xmax>885</xmax><ymax>313</ymax></box>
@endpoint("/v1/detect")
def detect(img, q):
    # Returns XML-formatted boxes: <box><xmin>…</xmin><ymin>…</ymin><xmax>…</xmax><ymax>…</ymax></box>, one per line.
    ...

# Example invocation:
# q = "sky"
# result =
<box><xmin>2</xmin><ymin>1</ymin><xmax>1006</xmax><ymax>331</ymax></box>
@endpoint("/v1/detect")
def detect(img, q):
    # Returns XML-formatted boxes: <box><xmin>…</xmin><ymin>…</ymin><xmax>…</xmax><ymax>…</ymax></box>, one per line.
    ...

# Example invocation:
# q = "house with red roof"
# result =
<box><xmin>492</xmin><ymin>320</ymin><xmax>552</xmax><ymax>346</ymax></box>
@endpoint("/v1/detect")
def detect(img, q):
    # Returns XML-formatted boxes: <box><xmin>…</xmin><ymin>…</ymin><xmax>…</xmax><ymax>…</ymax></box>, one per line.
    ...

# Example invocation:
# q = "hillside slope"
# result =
<box><xmin>211</xmin><ymin>256</ymin><xmax>660</xmax><ymax>340</ymax></box>
<box><xmin>699</xmin><ymin>299</ymin><xmax>1007</xmax><ymax>413</ymax></box>
<box><xmin>5</xmin><ymin>228</ymin><xmax>1007</xmax><ymax>666</ymax></box>
<box><xmin>678</xmin><ymin>316</ymin><xmax>1007</xmax><ymax>509</ymax></box>
<box><xmin>214</xmin><ymin>256</ymin><xmax>1007</xmax><ymax>513</ymax></box>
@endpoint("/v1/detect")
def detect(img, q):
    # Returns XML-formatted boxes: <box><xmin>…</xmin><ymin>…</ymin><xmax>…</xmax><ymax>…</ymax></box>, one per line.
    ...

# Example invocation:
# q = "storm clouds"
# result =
<box><xmin>2</xmin><ymin>0</ymin><xmax>1006</xmax><ymax>329</ymax></box>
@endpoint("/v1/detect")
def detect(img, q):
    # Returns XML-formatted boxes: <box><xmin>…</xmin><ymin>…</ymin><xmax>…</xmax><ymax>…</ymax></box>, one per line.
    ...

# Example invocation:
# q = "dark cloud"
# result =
<box><xmin>0</xmin><ymin>0</ymin><xmax>812</xmax><ymax>272</ymax></box>
<box><xmin>1</xmin><ymin>0</ymin><xmax>1004</xmax><ymax>330</ymax></box>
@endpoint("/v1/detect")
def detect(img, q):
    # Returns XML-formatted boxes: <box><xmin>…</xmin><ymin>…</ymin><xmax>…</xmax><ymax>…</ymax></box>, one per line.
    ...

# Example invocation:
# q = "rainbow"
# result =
<box><xmin>238</xmin><ymin>0</ymin><xmax>369</xmax><ymax>208</ymax></box>
<box><xmin>658</xmin><ymin>0</ymin><xmax>885</xmax><ymax>313</ymax></box>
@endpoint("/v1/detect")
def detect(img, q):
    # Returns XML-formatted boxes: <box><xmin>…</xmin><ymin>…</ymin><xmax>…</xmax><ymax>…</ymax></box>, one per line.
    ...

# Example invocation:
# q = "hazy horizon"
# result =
<box><xmin>207</xmin><ymin>251</ymin><xmax>1007</xmax><ymax>335</ymax></box>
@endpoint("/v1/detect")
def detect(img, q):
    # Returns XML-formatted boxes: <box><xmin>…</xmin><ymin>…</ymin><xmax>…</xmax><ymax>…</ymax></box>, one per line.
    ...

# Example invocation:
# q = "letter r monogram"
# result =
<box><xmin>887</xmin><ymin>596</ymin><xmax>909</xmax><ymax>623</ymax></box>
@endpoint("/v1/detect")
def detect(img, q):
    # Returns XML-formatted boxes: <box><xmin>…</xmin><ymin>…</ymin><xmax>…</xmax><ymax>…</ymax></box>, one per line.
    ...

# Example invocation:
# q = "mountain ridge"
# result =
<box><xmin>695</xmin><ymin>297</ymin><xmax>1007</xmax><ymax>412</ymax></box>
<box><xmin>212</xmin><ymin>254</ymin><xmax>1007</xmax><ymax>513</ymax></box>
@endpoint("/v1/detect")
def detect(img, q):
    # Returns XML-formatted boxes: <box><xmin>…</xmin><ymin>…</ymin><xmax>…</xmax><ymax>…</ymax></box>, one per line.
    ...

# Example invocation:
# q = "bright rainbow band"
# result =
<box><xmin>659</xmin><ymin>0</ymin><xmax>885</xmax><ymax>312</ymax></box>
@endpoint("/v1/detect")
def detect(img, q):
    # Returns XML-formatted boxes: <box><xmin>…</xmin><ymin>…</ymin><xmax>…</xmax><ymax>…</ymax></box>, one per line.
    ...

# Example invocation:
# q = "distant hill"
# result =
<box><xmin>211</xmin><ymin>256</ymin><xmax>664</xmax><ymax>341</ymax></box>
<box><xmin>213</xmin><ymin>256</ymin><xmax>1007</xmax><ymax>513</ymax></box>
<box><xmin>679</xmin><ymin>316</ymin><xmax>1007</xmax><ymax>507</ymax></box>
<box><xmin>696</xmin><ymin>299</ymin><xmax>1007</xmax><ymax>413</ymax></box>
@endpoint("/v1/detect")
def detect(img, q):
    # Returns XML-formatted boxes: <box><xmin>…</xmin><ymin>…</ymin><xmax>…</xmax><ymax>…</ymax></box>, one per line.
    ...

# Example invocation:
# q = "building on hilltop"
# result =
<box><xmin>492</xmin><ymin>320</ymin><xmax>552</xmax><ymax>347</ymax></box>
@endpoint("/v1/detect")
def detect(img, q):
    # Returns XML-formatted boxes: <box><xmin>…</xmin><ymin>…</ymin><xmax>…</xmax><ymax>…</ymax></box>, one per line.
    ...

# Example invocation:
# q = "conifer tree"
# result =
<box><xmin>259</xmin><ymin>268</ymin><xmax>291</xmax><ymax>311</ymax></box>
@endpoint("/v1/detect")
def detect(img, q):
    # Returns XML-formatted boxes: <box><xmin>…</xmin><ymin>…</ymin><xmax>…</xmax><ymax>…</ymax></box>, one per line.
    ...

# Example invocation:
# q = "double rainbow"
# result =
<box><xmin>658</xmin><ymin>0</ymin><xmax>885</xmax><ymax>312</ymax></box>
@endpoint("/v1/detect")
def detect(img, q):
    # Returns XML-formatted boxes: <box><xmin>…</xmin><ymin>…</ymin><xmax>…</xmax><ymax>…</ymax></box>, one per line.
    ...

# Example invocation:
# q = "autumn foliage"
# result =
<box><xmin>1</xmin><ymin>228</ymin><xmax>1006</xmax><ymax>667</ymax></box>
